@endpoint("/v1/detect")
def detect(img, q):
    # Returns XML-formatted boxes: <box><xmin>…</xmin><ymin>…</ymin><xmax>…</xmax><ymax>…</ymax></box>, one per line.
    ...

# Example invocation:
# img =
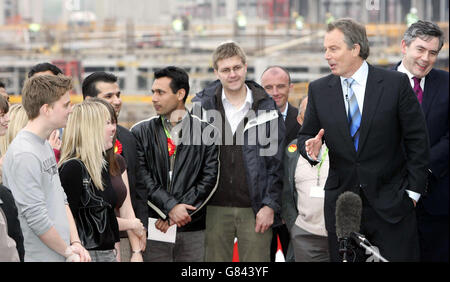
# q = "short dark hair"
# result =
<box><xmin>0</xmin><ymin>81</ymin><xmax>5</xmax><ymax>89</ymax></box>
<box><xmin>154</xmin><ymin>66</ymin><xmax>190</xmax><ymax>103</ymax></box>
<box><xmin>403</xmin><ymin>20</ymin><xmax>444</xmax><ymax>51</ymax></box>
<box><xmin>28</xmin><ymin>62</ymin><xmax>63</xmax><ymax>78</ymax></box>
<box><xmin>82</xmin><ymin>72</ymin><xmax>118</xmax><ymax>100</ymax></box>
<box><xmin>87</xmin><ymin>97</ymin><xmax>117</xmax><ymax>124</ymax></box>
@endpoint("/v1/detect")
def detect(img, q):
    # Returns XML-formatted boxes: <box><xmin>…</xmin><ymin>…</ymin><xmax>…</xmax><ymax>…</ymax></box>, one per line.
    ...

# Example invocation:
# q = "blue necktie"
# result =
<box><xmin>345</xmin><ymin>78</ymin><xmax>361</xmax><ymax>150</ymax></box>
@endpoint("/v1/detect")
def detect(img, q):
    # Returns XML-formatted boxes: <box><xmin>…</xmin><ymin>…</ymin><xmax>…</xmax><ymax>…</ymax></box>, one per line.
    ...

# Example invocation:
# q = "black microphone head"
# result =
<box><xmin>335</xmin><ymin>191</ymin><xmax>362</xmax><ymax>240</ymax></box>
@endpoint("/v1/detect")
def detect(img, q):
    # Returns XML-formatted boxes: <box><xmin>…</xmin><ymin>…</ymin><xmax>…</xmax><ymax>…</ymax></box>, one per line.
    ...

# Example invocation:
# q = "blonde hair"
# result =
<box><xmin>212</xmin><ymin>41</ymin><xmax>247</xmax><ymax>70</ymax></box>
<box><xmin>59</xmin><ymin>101</ymin><xmax>110</xmax><ymax>191</ymax></box>
<box><xmin>0</xmin><ymin>104</ymin><xmax>29</xmax><ymax>156</ymax></box>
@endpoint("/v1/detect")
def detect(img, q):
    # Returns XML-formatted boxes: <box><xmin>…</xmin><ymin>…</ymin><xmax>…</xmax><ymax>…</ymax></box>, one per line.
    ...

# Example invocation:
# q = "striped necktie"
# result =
<box><xmin>345</xmin><ymin>78</ymin><xmax>361</xmax><ymax>150</ymax></box>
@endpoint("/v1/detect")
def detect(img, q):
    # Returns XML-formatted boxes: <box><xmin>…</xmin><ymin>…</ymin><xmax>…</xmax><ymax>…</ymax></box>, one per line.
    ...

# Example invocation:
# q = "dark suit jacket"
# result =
<box><xmin>117</xmin><ymin>125</ymin><xmax>148</xmax><ymax>228</ymax></box>
<box><xmin>394</xmin><ymin>64</ymin><xmax>449</xmax><ymax>216</ymax></box>
<box><xmin>297</xmin><ymin>64</ymin><xmax>430</xmax><ymax>233</ymax></box>
<box><xmin>284</xmin><ymin>103</ymin><xmax>301</xmax><ymax>145</ymax></box>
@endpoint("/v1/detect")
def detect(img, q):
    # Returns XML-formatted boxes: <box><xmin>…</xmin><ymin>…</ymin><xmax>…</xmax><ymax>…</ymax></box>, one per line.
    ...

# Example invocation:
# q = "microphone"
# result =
<box><xmin>350</xmin><ymin>232</ymin><xmax>389</xmax><ymax>262</ymax></box>
<box><xmin>350</xmin><ymin>231</ymin><xmax>370</xmax><ymax>245</ymax></box>
<box><xmin>335</xmin><ymin>191</ymin><xmax>362</xmax><ymax>262</ymax></box>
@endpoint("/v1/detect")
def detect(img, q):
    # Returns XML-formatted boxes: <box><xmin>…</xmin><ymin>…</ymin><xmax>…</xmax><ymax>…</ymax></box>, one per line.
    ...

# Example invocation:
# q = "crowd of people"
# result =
<box><xmin>0</xmin><ymin>18</ymin><xmax>447</xmax><ymax>262</ymax></box>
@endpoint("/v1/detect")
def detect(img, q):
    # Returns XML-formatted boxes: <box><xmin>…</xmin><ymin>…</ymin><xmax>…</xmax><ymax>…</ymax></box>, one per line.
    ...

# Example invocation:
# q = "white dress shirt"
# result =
<box><xmin>221</xmin><ymin>85</ymin><xmax>253</xmax><ymax>135</ymax></box>
<box><xmin>397</xmin><ymin>62</ymin><xmax>426</xmax><ymax>90</ymax></box>
<box><xmin>340</xmin><ymin>60</ymin><xmax>369</xmax><ymax>115</ymax></box>
<box><xmin>281</xmin><ymin>103</ymin><xmax>289</xmax><ymax>121</ymax></box>
<box><xmin>396</xmin><ymin>62</ymin><xmax>425</xmax><ymax>202</ymax></box>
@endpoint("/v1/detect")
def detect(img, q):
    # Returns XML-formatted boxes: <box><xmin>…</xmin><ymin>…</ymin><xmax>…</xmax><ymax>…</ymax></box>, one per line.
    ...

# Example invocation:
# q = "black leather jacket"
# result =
<box><xmin>131</xmin><ymin>111</ymin><xmax>219</xmax><ymax>232</ymax></box>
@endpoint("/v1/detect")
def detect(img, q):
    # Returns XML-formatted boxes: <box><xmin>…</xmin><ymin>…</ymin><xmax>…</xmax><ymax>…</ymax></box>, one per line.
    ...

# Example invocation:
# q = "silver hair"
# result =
<box><xmin>403</xmin><ymin>20</ymin><xmax>444</xmax><ymax>51</ymax></box>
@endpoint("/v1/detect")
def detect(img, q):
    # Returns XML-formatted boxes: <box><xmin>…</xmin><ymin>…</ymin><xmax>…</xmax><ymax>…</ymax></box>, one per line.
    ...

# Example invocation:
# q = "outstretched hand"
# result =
<box><xmin>305</xmin><ymin>129</ymin><xmax>324</xmax><ymax>161</ymax></box>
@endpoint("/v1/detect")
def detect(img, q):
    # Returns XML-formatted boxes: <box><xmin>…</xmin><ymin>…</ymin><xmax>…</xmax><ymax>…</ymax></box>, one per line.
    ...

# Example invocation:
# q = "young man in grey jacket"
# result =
<box><xmin>2</xmin><ymin>75</ymin><xmax>90</xmax><ymax>262</ymax></box>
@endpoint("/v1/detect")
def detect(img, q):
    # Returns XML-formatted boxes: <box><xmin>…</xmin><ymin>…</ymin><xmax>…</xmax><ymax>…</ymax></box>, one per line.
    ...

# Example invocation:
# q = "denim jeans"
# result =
<box><xmin>143</xmin><ymin>230</ymin><xmax>205</xmax><ymax>262</ymax></box>
<box><xmin>88</xmin><ymin>249</ymin><xmax>117</xmax><ymax>262</ymax></box>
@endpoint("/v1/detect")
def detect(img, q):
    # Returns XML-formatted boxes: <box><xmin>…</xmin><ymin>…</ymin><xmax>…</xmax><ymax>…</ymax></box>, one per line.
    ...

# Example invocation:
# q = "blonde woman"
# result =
<box><xmin>0</xmin><ymin>97</ymin><xmax>11</xmax><ymax>181</ymax></box>
<box><xmin>0</xmin><ymin>95</ymin><xmax>23</xmax><ymax>262</ymax></box>
<box><xmin>0</xmin><ymin>96</ymin><xmax>9</xmax><ymax>138</ymax></box>
<box><xmin>58</xmin><ymin>101</ymin><xmax>119</xmax><ymax>262</ymax></box>
<box><xmin>0</xmin><ymin>104</ymin><xmax>27</xmax><ymax>156</ymax></box>
<box><xmin>89</xmin><ymin>97</ymin><xmax>145</xmax><ymax>262</ymax></box>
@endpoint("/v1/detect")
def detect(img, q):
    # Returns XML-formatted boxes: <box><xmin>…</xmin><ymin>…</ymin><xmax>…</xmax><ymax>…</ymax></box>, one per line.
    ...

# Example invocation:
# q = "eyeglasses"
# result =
<box><xmin>218</xmin><ymin>65</ymin><xmax>244</xmax><ymax>76</ymax></box>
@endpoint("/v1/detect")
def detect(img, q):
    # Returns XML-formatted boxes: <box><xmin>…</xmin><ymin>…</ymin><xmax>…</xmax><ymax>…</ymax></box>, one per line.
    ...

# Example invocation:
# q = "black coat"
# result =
<box><xmin>284</xmin><ymin>103</ymin><xmax>301</xmax><ymax>145</ymax></box>
<box><xmin>116</xmin><ymin>125</ymin><xmax>148</xmax><ymax>229</ymax></box>
<box><xmin>393</xmin><ymin>64</ymin><xmax>449</xmax><ymax>216</ymax></box>
<box><xmin>131</xmin><ymin>112</ymin><xmax>219</xmax><ymax>232</ymax></box>
<box><xmin>297</xmin><ymin>64</ymin><xmax>429</xmax><ymax>231</ymax></box>
<box><xmin>297</xmin><ymin>64</ymin><xmax>429</xmax><ymax>261</ymax></box>
<box><xmin>193</xmin><ymin>80</ymin><xmax>286</xmax><ymax>225</ymax></box>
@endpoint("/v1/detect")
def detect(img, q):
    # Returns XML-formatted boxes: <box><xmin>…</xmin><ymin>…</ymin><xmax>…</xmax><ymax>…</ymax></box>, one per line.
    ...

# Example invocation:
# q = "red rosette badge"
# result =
<box><xmin>167</xmin><ymin>137</ymin><xmax>176</xmax><ymax>157</ymax></box>
<box><xmin>114</xmin><ymin>139</ymin><xmax>123</xmax><ymax>154</ymax></box>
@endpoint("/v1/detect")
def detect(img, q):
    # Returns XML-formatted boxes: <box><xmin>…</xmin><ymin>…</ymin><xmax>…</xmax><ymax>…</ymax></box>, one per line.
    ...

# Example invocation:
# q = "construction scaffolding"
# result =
<box><xmin>0</xmin><ymin>0</ymin><xmax>448</xmax><ymax>127</ymax></box>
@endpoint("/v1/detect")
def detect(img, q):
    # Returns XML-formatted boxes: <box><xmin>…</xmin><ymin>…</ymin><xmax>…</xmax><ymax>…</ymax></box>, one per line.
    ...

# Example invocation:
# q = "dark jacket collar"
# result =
<box><xmin>195</xmin><ymin>79</ymin><xmax>275</xmax><ymax>111</ymax></box>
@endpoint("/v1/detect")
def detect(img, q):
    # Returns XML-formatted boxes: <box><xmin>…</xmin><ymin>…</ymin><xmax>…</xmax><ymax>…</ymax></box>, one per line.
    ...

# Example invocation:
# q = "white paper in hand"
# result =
<box><xmin>147</xmin><ymin>217</ymin><xmax>177</xmax><ymax>243</ymax></box>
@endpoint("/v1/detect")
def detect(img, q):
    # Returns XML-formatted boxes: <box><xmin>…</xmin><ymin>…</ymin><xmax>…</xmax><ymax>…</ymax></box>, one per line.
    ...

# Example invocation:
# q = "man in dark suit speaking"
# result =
<box><xmin>394</xmin><ymin>20</ymin><xmax>448</xmax><ymax>262</ymax></box>
<box><xmin>297</xmin><ymin>18</ymin><xmax>430</xmax><ymax>262</ymax></box>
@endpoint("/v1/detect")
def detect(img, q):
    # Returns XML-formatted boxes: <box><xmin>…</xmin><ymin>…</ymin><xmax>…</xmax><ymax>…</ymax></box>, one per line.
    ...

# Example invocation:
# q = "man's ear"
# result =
<box><xmin>214</xmin><ymin>69</ymin><xmax>219</xmax><ymax>79</ymax></box>
<box><xmin>289</xmin><ymin>83</ymin><xmax>294</xmax><ymax>93</ymax></box>
<box><xmin>400</xmin><ymin>40</ymin><xmax>408</xmax><ymax>55</ymax></box>
<box><xmin>177</xmin><ymin>89</ymin><xmax>186</xmax><ymax>101</ymax></box>
<box><xmin>296</xmin><ymin>115</ymin><xmax>303</xmax><ymax>126</ymax></box>
<box><xmin>352</xmin><ymin>44</ymin><xmax>361</xmax><ymax>57</ymax></box>
<box><xmin>40</xmin><ymin>103</ymin><xmax>51</xmax><ymax>117</ymax></box>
